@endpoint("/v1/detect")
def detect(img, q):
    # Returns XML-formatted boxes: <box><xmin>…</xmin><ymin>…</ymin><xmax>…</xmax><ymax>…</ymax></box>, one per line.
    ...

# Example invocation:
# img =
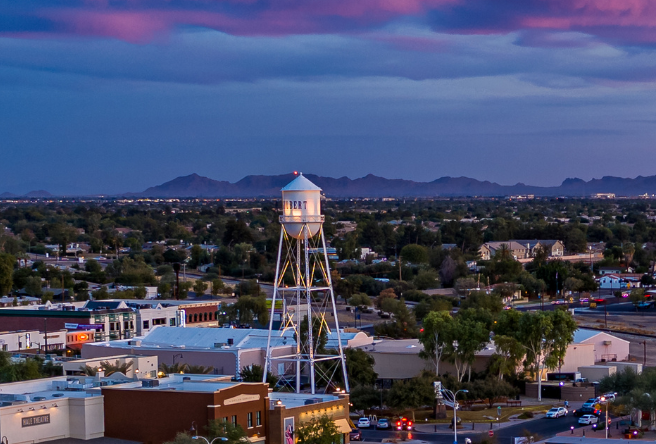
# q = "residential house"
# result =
<box><xmin>510</xmin><ymin>240</ymin><xmax>565</xmax><ymax>257</ymax></box>
<box><xmin>479</xmin><ymin>241</ymin><xmax>530</xmax><ymax>260</ymax></box>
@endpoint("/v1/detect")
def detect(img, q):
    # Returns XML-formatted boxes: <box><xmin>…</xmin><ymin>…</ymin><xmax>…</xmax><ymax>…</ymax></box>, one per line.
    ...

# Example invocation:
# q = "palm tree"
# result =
<box><xmin>184</xmin><ymin>364</ymin><xmax>214</xmax><ymax>374</ymax></box>
<box><xmin>79</xmin><ymin>365</ymin><xmax>97</xmax><ymax>376</ymax></box>
<box><xmin>100</xmin><ymin>359</ymin><xmax>133</xmax><ymax>376</ymax></box>
<box><xmin>159</xmin><ymin>362</ymin><xmax>186</xmax><ymax>374</ymax></box>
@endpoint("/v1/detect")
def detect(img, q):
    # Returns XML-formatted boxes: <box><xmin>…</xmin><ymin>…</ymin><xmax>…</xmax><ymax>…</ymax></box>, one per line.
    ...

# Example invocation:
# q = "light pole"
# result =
<box><xmin>191</xmin><ymin>422</ymin><xmax>229</xmax><ymax>444</ymax></box>
<box><xmin>192</xmin><ymin>437</ymin><xmax>228</xmax><ymax>444</ymax></box>
<box><xmin>600</xmin><ymin>396</ymin><xmax>609</xmax><ymax>439</ymax></box>
<box><xmin>443</xmin><ymin>388</ymin><xmax>468</xmax><ymax>444</ymax></box>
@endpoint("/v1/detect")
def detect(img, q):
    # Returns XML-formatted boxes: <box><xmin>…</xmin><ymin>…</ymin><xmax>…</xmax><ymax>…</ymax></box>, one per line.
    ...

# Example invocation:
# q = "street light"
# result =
<box><xmin>443</xmin><ymin>387</ymin><xmax>468</xmax><ymax>444</ymax></box>
<box><xmin>192</xmin><ymin>437</ymin><xmax>229</xmax><ymax>444</ymax></box>
<box><xmin>600</xmin><ymin>396</ymin><xmax>609</xmax><ymax>439</ymax></box>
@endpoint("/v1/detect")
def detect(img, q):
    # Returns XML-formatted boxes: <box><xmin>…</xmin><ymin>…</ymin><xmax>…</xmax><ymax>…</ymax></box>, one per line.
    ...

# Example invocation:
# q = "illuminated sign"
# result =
<box><xmin>22</xmin><ymin>414</ymin><xmax>50</xmax><ymax>427</ymax></box>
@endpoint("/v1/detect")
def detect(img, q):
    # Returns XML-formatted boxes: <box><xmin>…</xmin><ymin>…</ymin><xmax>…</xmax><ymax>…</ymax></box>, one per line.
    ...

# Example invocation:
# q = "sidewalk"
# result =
<box><xmin>556</xmin><ymin>418</ymin><xmax>656</xmax><ymax>441</ymax></box>
<box><xmin>414</xmin><ymin>419</ymin><xmax>532</xmax><ymax>434</ymax></box>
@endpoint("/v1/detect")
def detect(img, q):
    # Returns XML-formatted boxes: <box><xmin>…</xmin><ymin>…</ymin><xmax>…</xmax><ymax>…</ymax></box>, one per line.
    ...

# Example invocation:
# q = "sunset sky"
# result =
<box><xmin>2</xmin><ymin>0</ymin><xmax>656</xmax><ymax>194</ymax></box>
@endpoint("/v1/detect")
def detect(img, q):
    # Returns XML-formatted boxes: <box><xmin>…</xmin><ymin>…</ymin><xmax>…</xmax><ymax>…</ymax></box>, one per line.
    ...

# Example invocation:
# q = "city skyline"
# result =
<box><xmin>2</xmin><ymin>1</ymin><xmax>656</xmax><ymax>194</ymax></box>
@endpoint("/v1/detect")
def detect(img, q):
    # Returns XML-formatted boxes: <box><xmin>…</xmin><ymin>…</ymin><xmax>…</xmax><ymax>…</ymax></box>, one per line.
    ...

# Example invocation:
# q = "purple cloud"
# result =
<box><xmin>1</xmin><ymin>0</ymin><xmax>655</xmax><ymax>46</ymax></box>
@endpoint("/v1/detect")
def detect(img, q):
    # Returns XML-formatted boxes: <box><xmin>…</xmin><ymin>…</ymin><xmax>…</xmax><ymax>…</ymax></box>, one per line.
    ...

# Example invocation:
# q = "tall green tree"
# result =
<box><xmin>296</xmin><ymin>415</ymin><xmax>340</xmax><ymax>444</ymax></box>
<box><xmin>0</xmin><ymin>253</ymin><xmax>15</xmax><ymax>295</ymax></box>
<box><xmin>419</xmin><ymin>311</ymin><xmax>454</xmax><ymax>376</ymax></box>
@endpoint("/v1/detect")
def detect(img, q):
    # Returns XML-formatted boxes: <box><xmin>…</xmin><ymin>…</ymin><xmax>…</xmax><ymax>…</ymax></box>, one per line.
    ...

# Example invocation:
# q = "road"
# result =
<box><xmin>360</xmin><ymin>416</ymin><xmax>581</xmax><ymax>444</ymax></box>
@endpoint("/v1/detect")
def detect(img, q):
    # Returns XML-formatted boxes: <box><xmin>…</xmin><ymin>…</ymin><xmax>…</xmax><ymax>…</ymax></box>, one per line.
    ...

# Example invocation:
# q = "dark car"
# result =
<box><xmin>349</xmin><ymin>429</ymin><xmax>362</xmax><ymax>441</ymax></box>
<box><xmin>395</xmin><ymin>417</ymin><xmax>413</xmax><ymax>431</ymax></box>
<box><xmin>573</xmin><ymin>407</ymin><xmax>601</xmax><ymax>417</ymax></box>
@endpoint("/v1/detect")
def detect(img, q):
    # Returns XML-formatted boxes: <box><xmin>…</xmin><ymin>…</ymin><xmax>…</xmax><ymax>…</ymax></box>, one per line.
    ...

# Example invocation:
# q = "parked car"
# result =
<box><xmin>546</xmin><ymin>407</ymin><xmax>568</xmax><ymax>418</ymax></box>
<box><xmin>395</xmin><ymin>417</ymin><xmax>413</xmax><ymax>431</ymax></box>
<box><xmin>376</xmin><ymin>418</ymin><xmax>389</xmax><ymax>429</ymax></box>
<box><xmin>582</xmin><ymin>398</ymin><xmax>599</xmax><ymax>409</ymax></box>
<box><xmin>349</xmin><ymin>429</ymin><xmax>362</xmax><ymax>441</ymax></box>
<box><xmin>357</xmin><ymin>418</ymin><xmax>371</xmax><ymax>428</ymax></box>
<box><xmin>573</xmin><ymin>407</ymin><xmax>601</xmax><ymax>417</ymax></box>
<box><xmin>578</xmin><ymin>415</ymin><xmax>599</xmax><ymax>425</ymax></box>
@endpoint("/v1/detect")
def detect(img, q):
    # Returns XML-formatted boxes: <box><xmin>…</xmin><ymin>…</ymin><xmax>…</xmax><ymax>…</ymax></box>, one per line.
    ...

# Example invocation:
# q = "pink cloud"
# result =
<box><xmin>4</xmin><ymin>0</ymin><xmax>656</xmax><ymax>45</ymax></box>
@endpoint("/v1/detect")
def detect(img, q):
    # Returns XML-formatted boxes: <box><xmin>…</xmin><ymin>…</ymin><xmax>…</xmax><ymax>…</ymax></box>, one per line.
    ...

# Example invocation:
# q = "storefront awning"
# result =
<box><xmin>335</xmin><ymin>418</ymin><xmax>351</xmax><ymax>434</ymax></box>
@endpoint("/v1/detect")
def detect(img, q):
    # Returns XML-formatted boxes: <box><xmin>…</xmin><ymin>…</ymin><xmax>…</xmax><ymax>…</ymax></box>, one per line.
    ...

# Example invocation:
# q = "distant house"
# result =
<box><xmin>479</xmin><ymin>241</ymin><xmax>530</xmax><ymax>260</ymax></box>
<box><xmin>597</xmin><ymin>274</ymin><xmax>640</xmax><ymax>290</ymax></box>
<box><xmin>599</xmin><ymin>266</ymin><xmax>622</xmax><ymax>275</ymax></box>
<box><xmin>510</xmin><ymin>240</ymin><xmax>565</xmax><ymax>257</ymax></box>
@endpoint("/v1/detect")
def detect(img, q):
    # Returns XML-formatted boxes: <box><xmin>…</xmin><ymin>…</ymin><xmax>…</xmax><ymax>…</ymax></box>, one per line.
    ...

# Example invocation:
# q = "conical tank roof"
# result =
<box><xmin>281</xmin><ymin>173</ymin><xmax>322</xmax><ymax>191</ymax></box>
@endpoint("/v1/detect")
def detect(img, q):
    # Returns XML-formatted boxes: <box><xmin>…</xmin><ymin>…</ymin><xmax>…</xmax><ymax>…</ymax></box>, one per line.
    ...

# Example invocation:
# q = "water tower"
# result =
<box><xmin>263</xmin><ymin>173</ymin><xmax>349</xmax><ymax>394</ymax></box>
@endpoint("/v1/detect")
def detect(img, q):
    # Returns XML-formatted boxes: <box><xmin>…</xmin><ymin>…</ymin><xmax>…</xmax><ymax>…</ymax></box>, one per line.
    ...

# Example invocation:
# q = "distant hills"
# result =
<box><xmin>0</xmin><ymin>190</ymin><xmax>53</xmax><ymax>198</ymax></box>
<box><xmin>131</xmin><ymin>173</ymin><xmax>656</xmax><ymax>198</ymax></box>
<box><xmin>4</xmin><ymin>174</ymin><xmax>656</xmax><ymax>198</ymax></box>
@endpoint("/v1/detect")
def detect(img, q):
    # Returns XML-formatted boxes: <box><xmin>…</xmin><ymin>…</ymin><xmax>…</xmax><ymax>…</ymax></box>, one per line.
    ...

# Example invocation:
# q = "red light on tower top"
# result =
<box><xmin>293</xmin><ymin>171</ymin><xmax>299</xmax><ymax>175</ymax></box>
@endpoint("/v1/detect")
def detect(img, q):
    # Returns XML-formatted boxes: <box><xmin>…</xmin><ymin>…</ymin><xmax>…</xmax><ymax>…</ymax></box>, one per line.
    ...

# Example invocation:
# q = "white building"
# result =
<box><xmin>0</xmin><ymin>329</ymin><xmax>67</xmax><ymax>353</ymax></box>
<box><xmin>573</xmin><ymin>329</ymin><xmax>630</xmax><ymax>363</ymax></box>
<box><xmin>0</xmin><ymin>376</ymin><xmax>106</xmax><ymax>444</ymax></box>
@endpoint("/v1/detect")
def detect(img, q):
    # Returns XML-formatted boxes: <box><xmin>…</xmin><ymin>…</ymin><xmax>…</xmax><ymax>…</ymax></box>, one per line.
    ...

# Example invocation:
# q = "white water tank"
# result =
<box><xmin>280</xmin><ymin>173</ymin><xmax>324</xmax><ymax>239</ymax></box>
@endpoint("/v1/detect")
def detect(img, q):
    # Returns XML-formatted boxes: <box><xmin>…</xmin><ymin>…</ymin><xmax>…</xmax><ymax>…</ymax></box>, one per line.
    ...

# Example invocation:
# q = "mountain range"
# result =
<box><xmin>4</xmin><ymin>174</ymin><xmax>656</xmax><ymax>198</ymax></box>
<box><xmin>131</xmin><ymin>173</ymin><xmax>656</xmax><ymax>198</ymax></box>
<box><xmin>0</xmin><ymin>190</ymin><xmax>53</xmax><ymax>198</ymax></box>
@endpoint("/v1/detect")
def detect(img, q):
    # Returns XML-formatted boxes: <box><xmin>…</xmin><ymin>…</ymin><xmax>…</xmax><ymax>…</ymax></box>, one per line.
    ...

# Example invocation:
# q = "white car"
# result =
<box><xmin>602</xmin><ymin>393</ymin><xmax>616</xmax><ymax>402</ymax></box>
<box><xmin>578</xmin><ymin>415</ymin><xmax>599</xmax><ymax>425</ymax></box>
<box><xmin>546</xmin><ymin>407</ymin><xmax>567</xmax><ymax>418</ymax></box>
<box><xmin>357</xmin><ymin>418</ymin><xmax>371</xmax><ymax>428</ymax></box>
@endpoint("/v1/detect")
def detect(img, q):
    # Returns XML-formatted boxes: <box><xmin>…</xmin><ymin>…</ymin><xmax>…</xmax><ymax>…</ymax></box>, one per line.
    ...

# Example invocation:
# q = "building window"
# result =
<box><xmin>204</xmin><ymin>313</ymin><xmax>208</xmax><ymax>321</ymax></box>
<box><xmin>143</xmin><ymin>320</ymin><xmax>150</xmax><ymax>330</ymax></box>
<box><xmin>248</xmin><ymin>412</ymin><xmax>253</xmax><ymax>428</ymax></box>
<box><xmin>256</xmin><ymin>411</ymin><xmax>261</xmax><ymax>426</ymax></box>
<box><xmin>194</xmin><ymin>314</ymin><xmax>198</xmax><ymax>323</ymax></box>
<box><xmin>188</xmin><ymin>315</ymin><xmax>192</xmax><ymax>323</ymax></box>
<box><xmin>231</xmin><ymin>415</ymin><xmax>237</xmax><ymax>425</ymax></box>
<box><xmin>170</xmin><ymin>318</ymin><xmax>176</xmax><ymax>326</ymax></box>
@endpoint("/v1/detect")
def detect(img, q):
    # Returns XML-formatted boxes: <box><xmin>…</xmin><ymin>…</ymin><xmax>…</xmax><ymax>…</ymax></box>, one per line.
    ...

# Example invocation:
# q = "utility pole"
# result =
<box><xmin>44</xmin><ymin>319</ymin><xmax>48</xmax><ymax>355</ymax></box>
<box><xmin>644</xmin><ymin>340</ymin><xmax>647</xmax><ymax>366</ymax></box>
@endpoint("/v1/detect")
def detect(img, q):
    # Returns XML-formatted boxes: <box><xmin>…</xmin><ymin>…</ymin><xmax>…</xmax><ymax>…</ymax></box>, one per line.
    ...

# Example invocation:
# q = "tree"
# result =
<box><xmin>470</xmin><ymin>376</ymin><xmax>518</xmax><ymax>408</ymax></box>
<box><xmin>445</xmin><ymin>310</ymin><xmax>490</xmax><ymax>381</ymax></box>
<box><xmin>374</xmin><ymin>299</ymin><xmax>419</xmax><ymax>339</ymax></box>
<box><xmin>239</xmin><ymin>364</ymin><xmax>279</xmax><ymax>388</ymax></box>
<box><xmin>414</xmin><ymin>268</ymin><xmax>439</xmax><ymax>290</ymax></box>
<box><xmin>0</xmin><ymin>253</ymin><xmax>14</xmax><ymax>296</ymax></box>
<box><xmin>348</xmin><ymin>293</ymin><xmax>371</xmax><ymax>308</ymax></box>
<box><xmin>100</xmin><ymin>359</ymin><xmax>133</xmax><ymax>376</ymax></box>
<box><xmin>350</xmin><ymin>384</ymin><xmax>382</xmax><ymax>411</ymax></box>
<box><xmin>345</xmin><ymin>348</ymin><xmax>378</xmax><ymax>386</ymax></box>
<box><xmin>296</xmin><ymin>414</ymin><xmax>340</xmax><ymax>444</ymax></box>
<box><xmin>400</xmin><ymin>244</ymin><xmax>429</xmax><ymax>264</ymax></box>
<box><xmin>193</xmin><ymin>280</ymin><xmax>208</xmax><ymax>296</ymax></box>
<box><xmin>630</xmin><ymin>288</ymin><xmax>646</xmax><ymax>310</ymax></box>
<box><xmin>516</xmin><ymin>310</ymin><xmax>577</xmax><ymax>400</ymax></box>
<box><xmin>460</xmin><ymin>291</ymin><xmax>503</xmax><ymax>313</ymax></box>
<box><xmin>386</xmin><ymin>374</ymin><xmax>435</xmax><ymax>413</ymax></box>
<box><xmin>419</xmin><ymin>311</ymin><xmax>453</xmax><ymax>376</ymax></box>
<box><xmin>24</xmin><ymin>275</ymin><xmax>43</xmax><ymax>296</ymax></box>
<box><xmin>205</xmin><ymin>419</ymin><xmax>248</xmax><ymax>444</ymax></box>
<box><xmin>163</xmin><ymin>432</ymin><xmax>195</xmax><ymax>444</ymax></box>
<box><xmin>211</xmin><ymin>278</ymin><xmax>224</xmax><ymax>296</ymax></box>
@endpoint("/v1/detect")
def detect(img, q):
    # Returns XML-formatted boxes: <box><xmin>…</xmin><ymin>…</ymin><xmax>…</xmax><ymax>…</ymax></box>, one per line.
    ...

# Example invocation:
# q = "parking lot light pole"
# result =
<box><xmin>600</xmin><ymin>396</ymin><xmax>608</xmax><ymax>439</ymax></box>
<box><xmin>450</xmin><ymin>389</ymin><xmax>469</xmax><ymax>444</ymax></box>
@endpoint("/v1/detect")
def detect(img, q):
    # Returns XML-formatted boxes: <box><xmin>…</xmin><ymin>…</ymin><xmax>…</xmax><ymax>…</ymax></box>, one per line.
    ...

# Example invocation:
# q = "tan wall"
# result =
<box><xmin>585</xmin><ymin>333</ymin><xmax>630</xmax><ymax>362</ymax></box>
<box><xmin>0</xmin><ymin>396</ymin><xmax>104</xmax><ymax>444</ymax></box>
<box><xmin>560</xmin><ymin>343</ymin><xmax>595</xmax><ymax>373</ymax></box>
<box><xmin>268</xmin><ymin>395</ymin><xmax>350</xmax><ymax>444</ymax></box>
<box><xmin>369</xmin><ymin>352</ymin><xmax>490</xmax><ymax>380</ymax></box>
